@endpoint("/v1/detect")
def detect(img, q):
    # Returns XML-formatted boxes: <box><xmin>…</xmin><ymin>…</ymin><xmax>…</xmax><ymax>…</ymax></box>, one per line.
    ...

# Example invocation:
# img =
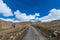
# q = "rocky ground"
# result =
<box><xmin>0</xmin><ymin>26</ymin><xmax>28</xmax><ymax>40</ymax></box>
<box><xmin>33</xmin><ymin>20</ymin><xmax>60</xmax><ymax>40</ymax></box>
<box><xmin>0</xmin><ymin>19</ymin><xmax>60</xmax><ymax>40</ymax></box>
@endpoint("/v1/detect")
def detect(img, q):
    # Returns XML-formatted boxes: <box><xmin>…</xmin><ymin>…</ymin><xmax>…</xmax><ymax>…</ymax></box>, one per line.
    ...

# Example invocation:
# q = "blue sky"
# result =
<box><xmin>0</xmin><ymin>0</ymin><xmax>60</xmax><ymax>22</ymax></box>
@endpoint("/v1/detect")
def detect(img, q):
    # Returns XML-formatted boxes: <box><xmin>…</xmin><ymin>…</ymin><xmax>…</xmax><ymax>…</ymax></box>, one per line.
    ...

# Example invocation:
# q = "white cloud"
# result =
<box><xmin>39</xmin><ymin>8</ymin><xmax>60</xmax><ymax>22</ymax></box>
<box><xmin>35</xmin><ymin>13</ymin><xmax>40</xmax><ymax>16</ymax></box>
<box><xmin>14</xmin><ymin>10</ymin><xmax>40</xmax><ymax>22</ymax></box>
<box><xmin>1</xmin><ymin>0</ymin><xmax>60</xmax><ymax>23</ymax></box>
<box><xmin>0</xmin><ymin>0</ymin><xmax>40</xmax><ymax>22</ymax></box>
<box><xmin>0</xmin><ymin>0</ymin><xmax>41</xmax><ymax>22</ymax></box>
<box><xmin>0</xmin><ymin>18</ymin><xmax>20</xmax><ymax>22</ymax></box>
<box><xmin>0</xmin><ymin>0</ymin><xmax>13</xmax><ymax>17</ymax></box>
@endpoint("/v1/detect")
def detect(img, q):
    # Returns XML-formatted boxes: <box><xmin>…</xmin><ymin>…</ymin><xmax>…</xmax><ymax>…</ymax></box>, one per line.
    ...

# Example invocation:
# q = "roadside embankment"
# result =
<box><xmin>0</xmin><ymin>26</ymin><xmax>28</xmax><ymax>40</ymax></box>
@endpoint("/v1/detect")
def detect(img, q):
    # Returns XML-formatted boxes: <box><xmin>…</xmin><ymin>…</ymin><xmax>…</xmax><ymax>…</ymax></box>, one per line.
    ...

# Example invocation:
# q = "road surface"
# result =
<box><xmin>22</xmin><ymin>26</ymin><xmax>48</xmax><ymax>40</ymax></box>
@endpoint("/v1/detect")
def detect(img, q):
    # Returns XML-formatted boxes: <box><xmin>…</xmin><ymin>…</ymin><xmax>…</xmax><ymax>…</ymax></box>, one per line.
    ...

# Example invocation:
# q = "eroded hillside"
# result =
<box><xmin>32</xmin><ymin>20</ymin><xmax>60</xmax><ymax>40</ymax></box>
<box><xmin>0</xmin><ymin>19</ymin><xmax>60</xmax><ymax>40</ymax></box>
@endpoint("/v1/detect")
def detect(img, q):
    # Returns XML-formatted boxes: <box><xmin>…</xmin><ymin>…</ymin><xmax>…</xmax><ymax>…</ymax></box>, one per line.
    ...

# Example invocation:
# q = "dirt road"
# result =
<box><xmin>21</xmin><ymin>26</ymin><xmax>48</xmax><ymax>40</ymax></box>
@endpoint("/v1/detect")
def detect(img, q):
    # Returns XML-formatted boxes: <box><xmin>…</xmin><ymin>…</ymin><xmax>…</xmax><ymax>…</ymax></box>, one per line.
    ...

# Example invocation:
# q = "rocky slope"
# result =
<box><xmin>0</xmin><ymin>19</ymin><xmax>60</xmax><ymax>40</ymax></box>
<box><xmin>33</xmin><ymin>20</ymin><xmax>60</xmax><ymax>40</ymax></box>
<box><xmin>0</xmin><ymin>19</ymin><xmax>28</xmax><ymax>40</ymax></box>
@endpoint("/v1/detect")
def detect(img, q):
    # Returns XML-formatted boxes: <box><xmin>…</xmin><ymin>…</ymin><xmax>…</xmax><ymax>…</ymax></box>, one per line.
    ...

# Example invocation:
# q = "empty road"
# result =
<box><xmin>22</xmin><ymin>26</ymin><xmax>48</xmax><ymax>40</ymax></box>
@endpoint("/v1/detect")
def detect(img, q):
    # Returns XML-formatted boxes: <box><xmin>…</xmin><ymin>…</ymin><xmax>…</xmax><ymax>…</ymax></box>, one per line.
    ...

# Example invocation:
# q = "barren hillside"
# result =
<box><xmin>0</xmin><ymin>19</ymin><xmax>60</xmax><ymax>40</ymax></box>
